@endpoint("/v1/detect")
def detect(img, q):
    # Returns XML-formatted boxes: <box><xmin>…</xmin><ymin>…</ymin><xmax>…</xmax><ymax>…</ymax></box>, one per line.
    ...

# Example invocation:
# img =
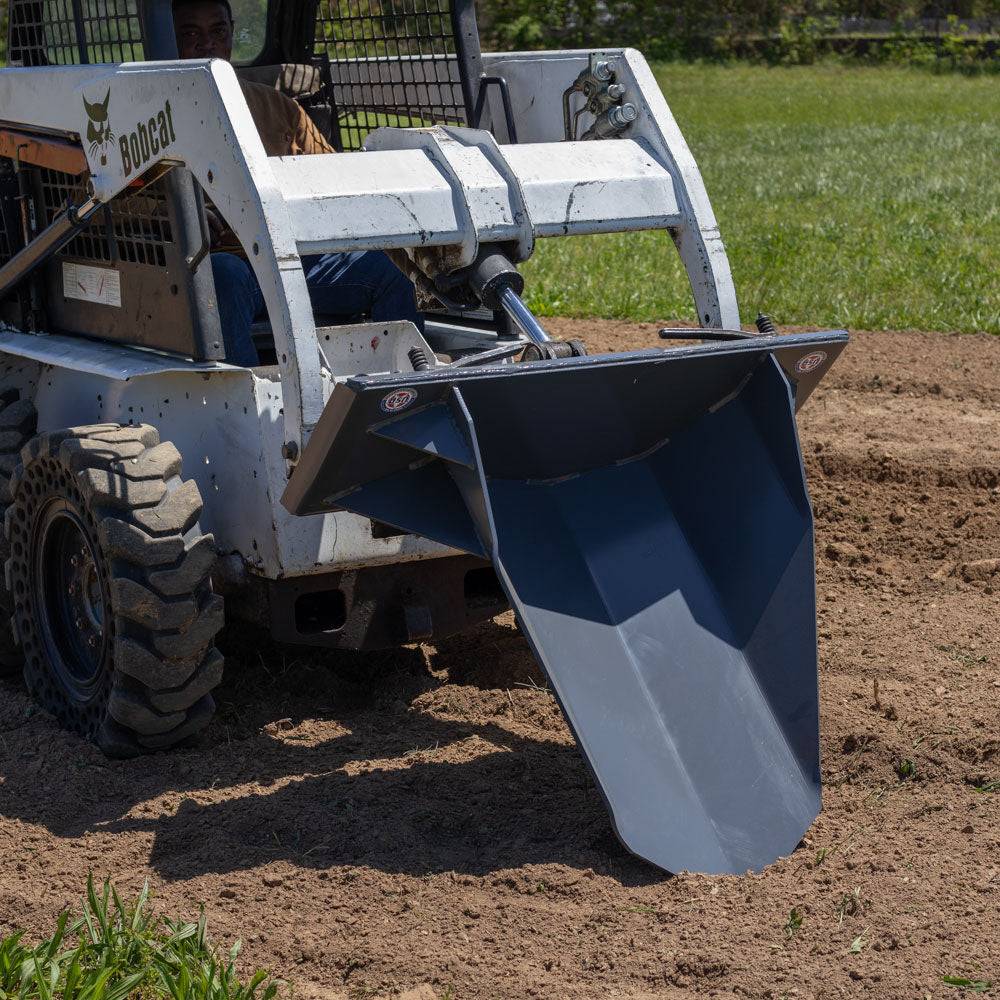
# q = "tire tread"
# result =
<box><xmin>0</xmin><ymin>390</ymin><xmax>35</xmax><ymax>676</ymax></box>
<box><xmin>4</xmin><ymin>422</ymin><xmax>223</xmax><ymax>755</ymax></box>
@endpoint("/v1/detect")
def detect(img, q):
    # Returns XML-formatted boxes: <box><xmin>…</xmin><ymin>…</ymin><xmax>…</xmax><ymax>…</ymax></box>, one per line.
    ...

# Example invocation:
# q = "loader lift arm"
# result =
<box><xmin>1</xmin><ymin>38</ymin><xmax>741</xmax><ymax>453</ymax></box>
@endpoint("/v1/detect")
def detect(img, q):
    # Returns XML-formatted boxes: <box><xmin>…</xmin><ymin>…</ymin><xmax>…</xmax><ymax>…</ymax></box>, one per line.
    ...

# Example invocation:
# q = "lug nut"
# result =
<box><xmin>67</xmin><ymin>584</ymin><xmax>79</xmax><ymax>597</ymax></box>
<box><xmin>87</xmin><ymin>634</ymin><xmax>101</xmax><ymax>648</ymax></box>
<box><xmin>74</xmin><ymin>617</ymin><xmax>86</xmax><ymax>630</ymax></box>
<box><xmin>70</xmin><ymin>555</ymin><xmax>80</xmax><ymax>567</ymax></box>
<box><xmin>593</xmin><ymin>58</ymin><xmax>616</xmax><ymax>81</ymax></box>
<box><xmin>608</xmin><ymin>103</ymin><xmax>639</xmax><ymax>128</ymax></box>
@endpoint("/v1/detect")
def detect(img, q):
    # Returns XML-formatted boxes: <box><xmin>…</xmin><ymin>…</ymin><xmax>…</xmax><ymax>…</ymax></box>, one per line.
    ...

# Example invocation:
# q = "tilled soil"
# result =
<box><xmin>1</xmin><ymin>321</ymin><xmax>999</xmax><ymax>999</ymax></box>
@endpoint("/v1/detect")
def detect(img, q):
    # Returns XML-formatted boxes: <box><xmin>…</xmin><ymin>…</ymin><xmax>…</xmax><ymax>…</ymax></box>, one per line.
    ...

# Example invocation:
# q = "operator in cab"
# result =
<box><xmin>172</xmin><ymin>0</ymin><xmax>423</xmax><ymax>366</ymax></box>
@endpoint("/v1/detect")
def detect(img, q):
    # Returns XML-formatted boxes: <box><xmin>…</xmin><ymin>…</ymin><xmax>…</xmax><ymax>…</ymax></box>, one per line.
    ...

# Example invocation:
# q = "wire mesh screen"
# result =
<box><xmin>6</xmin><ymin>160</ymin><xmax>219</xmax><ymax>357</ymax></box>
<box><xmin>36</xmin><ymin>166</ymin><xmax>172</xmax><ymax>267</ymax></box>
<box><xmin>314</xmin><ymin>0</ymin><xmax>471</xmax><ymax>151</ymax></box>
<box><xmin>7</xmin><ymin>0</ymin><xmax>144</xmax><ymax>66</ymax></box>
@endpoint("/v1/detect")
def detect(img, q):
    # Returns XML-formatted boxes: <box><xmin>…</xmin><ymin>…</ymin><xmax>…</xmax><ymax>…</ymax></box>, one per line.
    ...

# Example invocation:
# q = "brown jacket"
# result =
<box><xmin>211</xmin><ymin>81</ymin><xmax>334</xmax><ymax>251</ymax></box>
<box><xmin>239</xmin><ymin>79</ymin><xmax>334</xmax><ymax>157</ymax></box>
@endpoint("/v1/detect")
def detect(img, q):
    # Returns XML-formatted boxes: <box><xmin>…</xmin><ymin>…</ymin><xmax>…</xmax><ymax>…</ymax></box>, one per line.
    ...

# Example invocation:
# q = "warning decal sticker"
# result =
<box><xmin>794</xmin><ymin>351</ymin><xmax>827</xmax><ymax>375</ymax></box>
<box><xmin>380</xmin><ymin>388</ymin><xmax>417</xmax><ymax>413</ymax></box>
<box><xmin>62</xmin><ymin>263</ymin><xmax>122</xmax><ymax>308</ymax></box>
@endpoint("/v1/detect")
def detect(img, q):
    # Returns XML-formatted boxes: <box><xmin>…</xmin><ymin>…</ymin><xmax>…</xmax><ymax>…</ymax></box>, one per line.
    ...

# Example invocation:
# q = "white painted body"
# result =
<box><xmin>0</xmin><ymin>47</ymin><xmax>740</xmax><ymax>581</ymax></box>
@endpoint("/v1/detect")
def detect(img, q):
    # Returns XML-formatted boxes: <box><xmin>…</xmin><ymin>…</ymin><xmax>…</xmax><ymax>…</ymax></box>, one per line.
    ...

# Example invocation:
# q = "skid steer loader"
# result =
<box><xmin>0</xmin><ymin>0</ymin><xmax>847</xmax><ymax>875</ymax></box>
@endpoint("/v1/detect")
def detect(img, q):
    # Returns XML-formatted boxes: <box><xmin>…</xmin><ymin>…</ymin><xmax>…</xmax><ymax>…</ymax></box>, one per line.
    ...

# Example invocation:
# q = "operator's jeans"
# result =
<box><xmin>211</xmin><ymin>250</ymin><xmax>423</xmax><ymax>367</ymax></box>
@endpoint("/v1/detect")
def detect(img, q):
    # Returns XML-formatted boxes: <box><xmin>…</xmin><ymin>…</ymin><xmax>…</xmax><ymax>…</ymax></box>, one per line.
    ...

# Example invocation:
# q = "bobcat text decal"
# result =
<box><xmin>83</xmin><ymin>88</ymin><xmax>114</xmax><ymax>166</ymax></box>
<box><xmin>119</xmin><ymin>101</ymin><xmax>177</xmax><ymax>177</ymax></box>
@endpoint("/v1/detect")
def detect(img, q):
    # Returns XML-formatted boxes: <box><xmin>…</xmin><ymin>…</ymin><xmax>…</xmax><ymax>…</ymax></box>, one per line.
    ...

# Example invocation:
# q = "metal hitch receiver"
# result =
<box><xmin>282</xmin><ymin>330</ymin><xmax>847</xmax><ymax>875</ymax></box>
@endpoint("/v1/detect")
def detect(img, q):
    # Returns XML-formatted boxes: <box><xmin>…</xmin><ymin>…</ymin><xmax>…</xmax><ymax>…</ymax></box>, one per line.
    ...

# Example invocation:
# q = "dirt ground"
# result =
<box><xmin>1</xmin><ymin>320</ymin><xmax>999</xmax><ymax>999</ymax></box>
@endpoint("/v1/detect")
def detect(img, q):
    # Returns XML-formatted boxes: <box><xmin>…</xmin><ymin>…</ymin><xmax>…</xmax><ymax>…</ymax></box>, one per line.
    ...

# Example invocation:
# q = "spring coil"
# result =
<box><xmin>755</xmin><ymin>312</ymin><xmax>776</xmax><ymax>335</ymax></box>
<box><xmin>408</xmin><ymin>346</ymin><xmax>430</xmax><ymax>371</ymax></box>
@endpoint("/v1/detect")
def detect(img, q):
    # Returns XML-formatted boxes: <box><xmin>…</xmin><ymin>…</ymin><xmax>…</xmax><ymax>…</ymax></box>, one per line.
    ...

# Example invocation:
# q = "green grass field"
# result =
<box><xmin>521</xmin><ymin>64</ymin><xmax>1000</xmax><ymax>334</ymax></box>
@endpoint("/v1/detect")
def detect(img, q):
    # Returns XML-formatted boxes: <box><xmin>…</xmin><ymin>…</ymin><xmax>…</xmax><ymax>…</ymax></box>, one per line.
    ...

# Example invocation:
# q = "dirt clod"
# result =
<box><xmin>826</xmin><ymin>541</ymin><xmax>862</xmax><ymax>562</ymax></box>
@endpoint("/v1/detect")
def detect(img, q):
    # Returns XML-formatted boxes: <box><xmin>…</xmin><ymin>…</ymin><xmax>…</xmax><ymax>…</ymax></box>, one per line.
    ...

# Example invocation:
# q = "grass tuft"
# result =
<box><xmin>942</xmin><ymin>975</ymin><xmax>992</xmax><ymax>992</ymax></box>
<box><xmin>0</xmin><ymin>875</ymin><xmax>286</xmax><ymax>999</ymax></box>
<box><xmin>783</xmin><ymin>907</ymin><xmax>803</xmax><ymax>938</ymax></box>
<box><xmin>849</xmin><ymin>928</ymin><xmax>871</xmax><ymax>953</ymax></box>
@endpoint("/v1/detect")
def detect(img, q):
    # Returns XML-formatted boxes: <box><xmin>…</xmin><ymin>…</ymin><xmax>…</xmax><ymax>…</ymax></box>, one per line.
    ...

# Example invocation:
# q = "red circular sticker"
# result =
<box><xmin>795</xmin><ymin>351</ymin><xmax>827</xmax><ymax>374</ymax></box>
<box><xmin>380</xmin><ymin>388</ymin><xmax>417</xmax><ymax>413</ymax></box>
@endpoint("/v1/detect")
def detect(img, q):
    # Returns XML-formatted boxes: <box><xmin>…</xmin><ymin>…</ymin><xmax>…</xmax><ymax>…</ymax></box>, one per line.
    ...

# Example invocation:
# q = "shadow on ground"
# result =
<box><xmin>0</xmin><ymin>617</ymin><xmax>662</xmax><ymax>887</ymax></box>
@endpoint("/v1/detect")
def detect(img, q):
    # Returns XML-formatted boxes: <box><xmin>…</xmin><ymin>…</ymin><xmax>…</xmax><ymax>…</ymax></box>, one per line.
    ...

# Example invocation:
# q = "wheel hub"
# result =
<box><xmin>33</xmin><ymin>498</ymin><xmax>110</xmax><ymax>702</ymax></box>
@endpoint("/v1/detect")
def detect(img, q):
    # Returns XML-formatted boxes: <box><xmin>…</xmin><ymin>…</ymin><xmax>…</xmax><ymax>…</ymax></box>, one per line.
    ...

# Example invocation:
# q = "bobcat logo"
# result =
<box><xmin>83</xmin><ymin>88</ymin><xmax>114</xmax><ymax>166</ymax></box>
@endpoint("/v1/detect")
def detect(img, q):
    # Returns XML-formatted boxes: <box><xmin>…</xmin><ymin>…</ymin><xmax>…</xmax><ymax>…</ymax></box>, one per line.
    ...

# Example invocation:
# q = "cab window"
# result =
<box><xmin>230</xmin><ymin>0</ymin><xmax>267</xmax><ymax>63</ymax></box>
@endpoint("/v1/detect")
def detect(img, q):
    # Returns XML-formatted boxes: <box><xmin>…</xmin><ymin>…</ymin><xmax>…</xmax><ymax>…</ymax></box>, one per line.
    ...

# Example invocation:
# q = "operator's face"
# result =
<box><xmin>173</xmin><ymin>2</ymin><xmax>234</xmax><ymax>61</ymax></box>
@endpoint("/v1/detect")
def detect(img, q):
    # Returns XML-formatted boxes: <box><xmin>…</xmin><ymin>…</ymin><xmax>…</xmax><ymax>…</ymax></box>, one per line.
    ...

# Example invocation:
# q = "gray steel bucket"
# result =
<box><xmin>283</xmin><ymin>331</ymin><xmax>848</xmax><ymax>874</ymax></box>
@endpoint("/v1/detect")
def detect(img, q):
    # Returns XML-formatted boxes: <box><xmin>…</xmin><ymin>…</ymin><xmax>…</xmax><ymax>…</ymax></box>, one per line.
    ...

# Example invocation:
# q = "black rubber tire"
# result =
<box><xmin>4</xmin><ymin>423</ymin><xmax>224</xmax><ymax>756</ymax></box>
<box><xmin>0</xmin><ymin>388</ymin><xmax>38</xmax><ymax>675</ymax></box>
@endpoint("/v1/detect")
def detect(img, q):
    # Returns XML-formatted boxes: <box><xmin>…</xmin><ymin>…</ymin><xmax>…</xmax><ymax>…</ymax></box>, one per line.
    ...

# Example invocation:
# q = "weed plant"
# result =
<box><xmin>521</xmin><ymin>63</ymin><xmax>1000</xmax><ymax>334</ymax></box>
<box><xmin>0</xmin><ymin>876</ymin><xmax>284</xmax><ymax>999</ymax></box>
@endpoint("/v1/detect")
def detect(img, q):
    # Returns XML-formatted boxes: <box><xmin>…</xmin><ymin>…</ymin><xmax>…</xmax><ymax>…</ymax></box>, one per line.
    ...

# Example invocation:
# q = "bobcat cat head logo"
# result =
<box><xmin>83</xmin><ymin>88</ymin><xmax>113</xmax><ymax>165</ymax></box>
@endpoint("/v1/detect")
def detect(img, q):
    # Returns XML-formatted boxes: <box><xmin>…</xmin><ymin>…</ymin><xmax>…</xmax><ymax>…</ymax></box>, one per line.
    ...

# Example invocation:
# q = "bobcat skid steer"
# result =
<box><xmin>0</xmin><ymin>0</ymin><xmax>847</xmax><ymax>874</ymax></box>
